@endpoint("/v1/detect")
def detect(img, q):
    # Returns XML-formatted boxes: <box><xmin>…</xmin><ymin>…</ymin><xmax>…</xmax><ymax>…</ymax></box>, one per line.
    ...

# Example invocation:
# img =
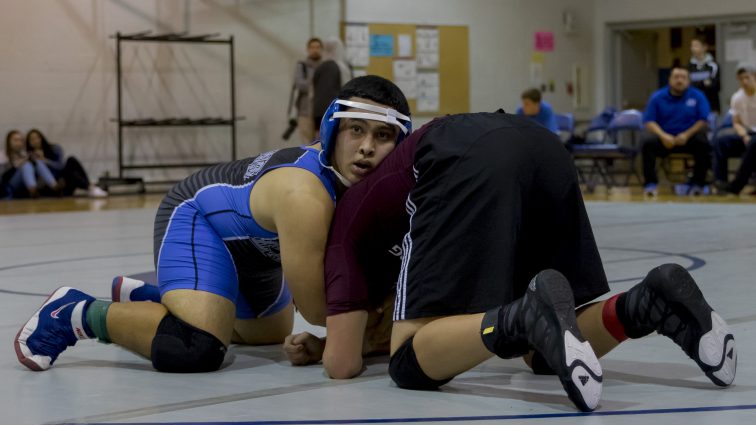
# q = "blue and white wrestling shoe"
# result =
<box><xmin>14</xmin><ymin>287</ymin><xmax>95</xmax><ymax>371</ymax></box>
<box><xmin>111</xmin><ymin>276</ymin><xmax>160</xmax><ymax>303</ymax></box>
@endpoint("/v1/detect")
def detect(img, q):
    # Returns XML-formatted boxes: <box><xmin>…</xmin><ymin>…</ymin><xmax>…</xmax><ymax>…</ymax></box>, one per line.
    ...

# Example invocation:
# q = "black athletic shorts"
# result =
<box><xmin>394</xmin><ymin>112</ymin><xmax>609</xmax><ymax>320</ymax></box>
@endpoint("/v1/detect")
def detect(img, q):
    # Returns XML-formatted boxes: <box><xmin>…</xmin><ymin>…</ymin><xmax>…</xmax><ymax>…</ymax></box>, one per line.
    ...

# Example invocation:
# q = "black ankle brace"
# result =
<box><xmin>480</xmin><ymin>306</ymin><xmax>530</xmax><ymax>359</ymax></box>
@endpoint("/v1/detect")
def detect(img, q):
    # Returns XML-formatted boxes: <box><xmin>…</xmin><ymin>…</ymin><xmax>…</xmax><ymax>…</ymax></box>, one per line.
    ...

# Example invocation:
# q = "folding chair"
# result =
<box><xmin>555</xmin><ymin>113</ymin><xmax>575</xmax><ymax>144</ymax></box>
<box><xmin>571</xmin><ymin>109</ymin><xmax>641</xmax><ymax>191</ymax></box>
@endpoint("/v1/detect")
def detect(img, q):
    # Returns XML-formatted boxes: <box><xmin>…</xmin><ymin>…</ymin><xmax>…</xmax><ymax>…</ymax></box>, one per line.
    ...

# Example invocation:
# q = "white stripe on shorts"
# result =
<box><xmin>394</xmin><ymin>196</ymin><xmax>417</xmax><ymax>321</ymax></box>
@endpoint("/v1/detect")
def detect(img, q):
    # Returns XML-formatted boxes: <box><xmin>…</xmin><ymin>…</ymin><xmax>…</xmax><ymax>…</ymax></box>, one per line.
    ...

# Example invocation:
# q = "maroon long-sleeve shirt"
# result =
<box><xmin>324</xmin><ymin>120</ymin><xmax>440</xmax><ymax>315</ymax></box>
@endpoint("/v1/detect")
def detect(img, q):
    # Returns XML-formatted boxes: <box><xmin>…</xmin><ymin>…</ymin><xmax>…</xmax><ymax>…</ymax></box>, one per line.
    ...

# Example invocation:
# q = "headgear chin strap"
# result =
<box><xmin>318</xmin><ymin>150</ymin><xmax>353</xmax><ymax>188</ymax></box>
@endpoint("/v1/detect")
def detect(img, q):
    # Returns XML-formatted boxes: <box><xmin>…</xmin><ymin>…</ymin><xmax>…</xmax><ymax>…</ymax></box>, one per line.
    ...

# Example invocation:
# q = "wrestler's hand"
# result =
<box><xmin>283</xmin><ymin>332</ymin><xmax>325</xmax><ymax>365</ymax></box>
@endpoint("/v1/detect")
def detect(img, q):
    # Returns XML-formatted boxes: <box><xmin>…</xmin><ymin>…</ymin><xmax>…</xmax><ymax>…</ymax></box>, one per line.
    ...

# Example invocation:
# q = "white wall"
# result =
<box><xmin>346</xmin><ymin>0</ymin><xmax>596</xmax><ymax>121</ymax></box>
<box><xmin>593</xmin><ymin>0</ymin><xmax>756</xmax><ymax>110</ymax></box>
<box><xmin>9</xmin><ymin>0</ymin><xmax>751</xmax><ymax>182</ymax></box>
<box><xmin>0</xmin><ymin>0</ymin><xmax>340</xmax><ymax>181</ymax></box>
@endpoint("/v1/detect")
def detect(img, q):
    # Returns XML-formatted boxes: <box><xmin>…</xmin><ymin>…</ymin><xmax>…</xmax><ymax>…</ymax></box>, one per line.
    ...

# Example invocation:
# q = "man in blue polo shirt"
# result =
<box><xmin>642</xmin><ymin>66</ymin><xmax>711</xmax><ymax>196</ymax></box>
<box><xmin>517</xmin><ymin>88</ymin><xmax>559</xmax><ymax>134</ymax></box>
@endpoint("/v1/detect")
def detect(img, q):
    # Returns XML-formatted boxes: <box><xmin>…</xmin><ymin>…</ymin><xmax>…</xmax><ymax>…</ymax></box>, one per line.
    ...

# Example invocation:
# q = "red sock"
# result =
<box><xmin>602</xmin><ymin>294</ymin><xmax>628</xmax><ymax>342</ymax></box>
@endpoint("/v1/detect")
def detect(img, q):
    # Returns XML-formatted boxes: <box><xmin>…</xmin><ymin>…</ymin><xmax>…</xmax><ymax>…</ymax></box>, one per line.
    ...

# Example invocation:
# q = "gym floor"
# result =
<box><xmin>1</xmin><ymin>192</ymin><xmax>755</xmax><ymax>425</ymax></box>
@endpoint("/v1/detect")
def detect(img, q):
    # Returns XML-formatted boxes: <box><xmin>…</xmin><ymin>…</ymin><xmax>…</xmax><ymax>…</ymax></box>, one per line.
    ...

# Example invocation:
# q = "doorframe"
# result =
<box><xmin>605</xmin><ymin>14</ymin><xmax>756</xmax><ymax>109</ymax></box>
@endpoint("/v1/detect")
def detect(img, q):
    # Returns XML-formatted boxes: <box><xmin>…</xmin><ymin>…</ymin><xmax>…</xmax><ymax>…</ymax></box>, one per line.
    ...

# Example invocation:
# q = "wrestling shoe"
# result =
<box><xmin>111</xmin><ymin>276</ymin><xmax>160</xmax><ymax>302</ymax></box>
<box><xmin>484</xmin><ymin>270</ymin><xmax>602</xmax><ymax>411</ymax></box>
<box><xmin>14</xmin><ymin>287</ymin><xmax>94</xmax><ymax>371</ymax></box>
<box><xmin>620</xmin><ymin>264</ymin><xmax>736</xmax><ymax>387</ymax></box>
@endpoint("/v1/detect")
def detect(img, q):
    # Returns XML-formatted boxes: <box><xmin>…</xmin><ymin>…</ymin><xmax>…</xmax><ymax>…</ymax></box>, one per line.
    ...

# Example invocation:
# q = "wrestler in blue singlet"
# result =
<box><xmin>153</xmin><ymin>146</ymin><xmax>337</xmax><ymax>319</ymax></box>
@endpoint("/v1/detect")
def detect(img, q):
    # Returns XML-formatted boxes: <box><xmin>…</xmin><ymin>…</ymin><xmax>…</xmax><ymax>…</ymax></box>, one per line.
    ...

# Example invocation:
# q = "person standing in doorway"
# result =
<box><xmin>688</xmin><ymin>37</ymin><xmax>721</xmax><ymax>113</ymax></box>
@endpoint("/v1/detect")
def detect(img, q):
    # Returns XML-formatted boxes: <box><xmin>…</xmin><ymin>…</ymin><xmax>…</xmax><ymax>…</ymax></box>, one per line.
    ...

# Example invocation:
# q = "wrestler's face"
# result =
<box><xmin>331</xmin><ymin>97</ymin><xmax>399</xmax><ymax>185</ymax></box>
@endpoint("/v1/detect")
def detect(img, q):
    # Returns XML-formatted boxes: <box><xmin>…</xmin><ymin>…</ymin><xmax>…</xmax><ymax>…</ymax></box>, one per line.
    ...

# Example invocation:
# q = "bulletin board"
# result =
<box><xmin>341</xmin><ymin>22</ymin><xmax>469</xmax><ymax>117</ymax></box>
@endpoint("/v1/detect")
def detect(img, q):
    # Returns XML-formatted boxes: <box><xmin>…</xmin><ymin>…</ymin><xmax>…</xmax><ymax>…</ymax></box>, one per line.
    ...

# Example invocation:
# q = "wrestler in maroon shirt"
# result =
<box><xmin>285</xmin><ymin>112</ymin><xmax>735</xmax><ymax>413</ymax></box>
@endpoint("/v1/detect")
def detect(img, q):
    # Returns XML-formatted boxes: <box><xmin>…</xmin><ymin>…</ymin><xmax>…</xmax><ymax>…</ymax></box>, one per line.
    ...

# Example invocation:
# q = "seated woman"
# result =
<box><xmin>26</xmin><ymin>129</ymin><xmax>107</xmax><ymax>197</ymax></box>
<box><xmin>3</xmin><ymin>130</ymin><xmax>60</xmax><ymax>198</ymax></box>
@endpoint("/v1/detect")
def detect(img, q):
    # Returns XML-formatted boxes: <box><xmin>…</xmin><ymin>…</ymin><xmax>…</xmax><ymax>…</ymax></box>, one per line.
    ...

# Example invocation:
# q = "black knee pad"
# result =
<box><xmin>151</xmin><ymin>314</ymin><xmax>227</xmax><ymax>373</ymax></box>
<box><xmin>388</xmin><ymin>337</ymin><xmax>452</xmax><ymax>390</ymax></box>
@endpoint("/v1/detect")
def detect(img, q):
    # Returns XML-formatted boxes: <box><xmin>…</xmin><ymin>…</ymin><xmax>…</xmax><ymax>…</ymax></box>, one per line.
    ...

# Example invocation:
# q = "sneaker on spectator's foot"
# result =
<box><xmin>88</xmin><ymin>185</ymin><xmax>108</xmax><ymax>198</ymax></box>
<box><xmin>497</xmin><ymin>270</ymin><xmax>602</xmax><ymax>411</ymax></box>
<box><xmin>14</xmin><ymin>287</ymin><xmax>95</xmax><ymax>371</ymax></box>
<box><xmin>111</xmin><ymin>276</ymin><xmax>160</xmax><ymax>302</ymax></box>
<box><xmin>620</xmin><ymin>264</ymin><xmax>736</xmax><ymax>387</ymax></box>
<box><xmin>644</xmin><ymin>184</ymin><xmax>658</xmax><ymax>197</ymax></box>
<box><xmin>687</xmin><ymin>184</ymin><xmax>710</xmax><ymax>196</ymax></box>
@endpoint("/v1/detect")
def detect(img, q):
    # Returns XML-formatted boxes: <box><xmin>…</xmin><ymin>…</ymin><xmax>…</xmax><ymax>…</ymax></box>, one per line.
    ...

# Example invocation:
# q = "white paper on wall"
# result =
<box><xmin>393</xmin><ymin>60</ymin><xmax>418</xmax><ymax>99</ymax></box>
<box><xmin>416</xmin><ymin>27</ymin><xmax>439</xmax><ymax>69</ymax></box>
<box><xmin>346</xmin><ymin>45</ymin><xmax>369</xmax><ymax>67</ymax></box>
<box><xmin>417</xmin><ymin>52</ymin><xmax>439</xmax><ymax>68</ymax></box>
<box><xmin>417</xmin><ymin>72</ymin><xmax>439</xmax><ymax>87</ymax></box>
<box><xmin>345</xmin><ymin>24</ymin><xmax>370</xmax><ymax>67</ymax></box>
<box><xmin>393</xmin><ymin>60</ymin><xmax>417</xmax><ymax>80</ymax></box>
<box><xmin>725</xmin><ymin>38</ymin><xmax>753</xmax><ymax>62</ymax></box>
<box><xmin>396</xmin><ymin>80</ymin><xmax>418</xmax><ymax>99</ymax></box>
<box><xmin>398</xmin><ymin>34</ymin><xmax>412</xmax><ymax>57</ymax></box>
<box><xmin>345</xmin><ymin>25</ymin><xmax>369</xmax><ymax>46</ymax></box>
<box><xmin>416</xmin><ymin>71</ymin><xmax>440</xmax><ymax>112</ymax></box>
<box><xmin>530</xmin><ymin>62</ymin><xmax>543</xmax><ymax>86</ymax></box>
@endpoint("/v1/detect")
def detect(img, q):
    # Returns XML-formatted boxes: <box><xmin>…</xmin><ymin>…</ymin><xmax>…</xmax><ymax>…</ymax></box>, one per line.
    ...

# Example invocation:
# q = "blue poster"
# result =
<box><xmin>370</xmin><ymin>34</ymin><xmax>394</xmax><ymax>57</ymax></box>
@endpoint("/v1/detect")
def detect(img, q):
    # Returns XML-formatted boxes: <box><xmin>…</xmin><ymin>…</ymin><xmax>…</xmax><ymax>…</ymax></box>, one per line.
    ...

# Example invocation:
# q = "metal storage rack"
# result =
<box><xmin>101</xmin><ymin>31</ymin><xmax>237</xmax><ymax>191</ymax></box>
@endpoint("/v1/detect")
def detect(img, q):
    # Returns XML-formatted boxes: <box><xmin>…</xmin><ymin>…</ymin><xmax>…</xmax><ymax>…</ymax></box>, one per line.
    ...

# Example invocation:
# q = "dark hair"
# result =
<box><xmin>337</xmin><ymin>75</ymin><xmax>411</xmax><ymax>117</ymax></box>
<box><xmin>5</xmin><ymin>130</ymin><xmax>22</xmax><ymax>157</ymax></box>
<box><xmin>521</xmin><ymin>88</ymin><xmax>542</xmax><ymax>103</ymax></box>
<box><xmin>26</xmin><ymin>129</ymin><xmax>55</xmax><ymax>160</ymax></box>
<box><xmin>692</xmin><ymin>36</ymin><xmax>708</xmax><ymax>46</ymax></box>
<box><xmin>670</xmin><ymin>66</ymin><xmax>689</xmax><ymax>74</ymax></box>
<box><xmin>307</xmin><ymin>37</ymin><xmax>322</xmax><ymax>47</ymax></box>
<box><xmin>737</xmin><ymin>66</ymin><xmax>755</xmax><ymax>76</ymax></box>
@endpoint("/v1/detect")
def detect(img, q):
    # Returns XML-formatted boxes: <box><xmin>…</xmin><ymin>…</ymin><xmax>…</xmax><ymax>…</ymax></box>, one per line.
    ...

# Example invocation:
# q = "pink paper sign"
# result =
<box><xmin>534</xmin><ymin>31</ymin><xmax>554</xmax><ymax>52</ymax></box>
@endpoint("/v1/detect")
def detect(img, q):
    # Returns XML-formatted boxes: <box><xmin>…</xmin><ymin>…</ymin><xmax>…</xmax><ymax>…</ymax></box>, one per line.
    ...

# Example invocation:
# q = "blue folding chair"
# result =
<box><xmin>712</xmin><ymin>111</ymin><xmax>734</xmax><ymax>140</ymax></box>
<box><xmin>583</xmin><ymin>107</ymin><xmax>617</xmax><ymax>144</ymax></box>
<box><xmin>706</xmin><ymin>112</ymin><xmax>719</xmax><ymax>140</ymax></box>
<box><xmin>571</xmin><ymin>109</ymin><xmax>642</xmax><ymax>190</ymax></box>
<box><xmin>555</xmin><ymin>113</ymin><xmax>575</xmax><ymax>143</ymax></box>
<box><xmin>607</xmin><ymin>109</ymin><xmax>644</xmax><ymax>147</ymax></box>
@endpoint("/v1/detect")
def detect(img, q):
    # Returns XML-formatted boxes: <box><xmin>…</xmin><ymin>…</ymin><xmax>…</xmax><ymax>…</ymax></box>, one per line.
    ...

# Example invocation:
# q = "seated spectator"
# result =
<box><xmin>641</xmin><ymin>66</ymin><xmax>711</xmax><ymax>196</ymax></box>
<box><xmin>516</xmin><ymin>88</ymin><xmax>558</xmax><ymax>134</ymax></box>
<box><xmin>26</xmin><ymin>129</ymin><xmax>107</xmax><ymax>197</ymax></box>
<box><xmin>714</xmin><ymin>67</ymin><xmax>756</xmax><ymax>195</ymax></box>
<box><xmin>2</xmin><ymin>130</ymin><xmax>60</xmax><ymax>198</ymax></box>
